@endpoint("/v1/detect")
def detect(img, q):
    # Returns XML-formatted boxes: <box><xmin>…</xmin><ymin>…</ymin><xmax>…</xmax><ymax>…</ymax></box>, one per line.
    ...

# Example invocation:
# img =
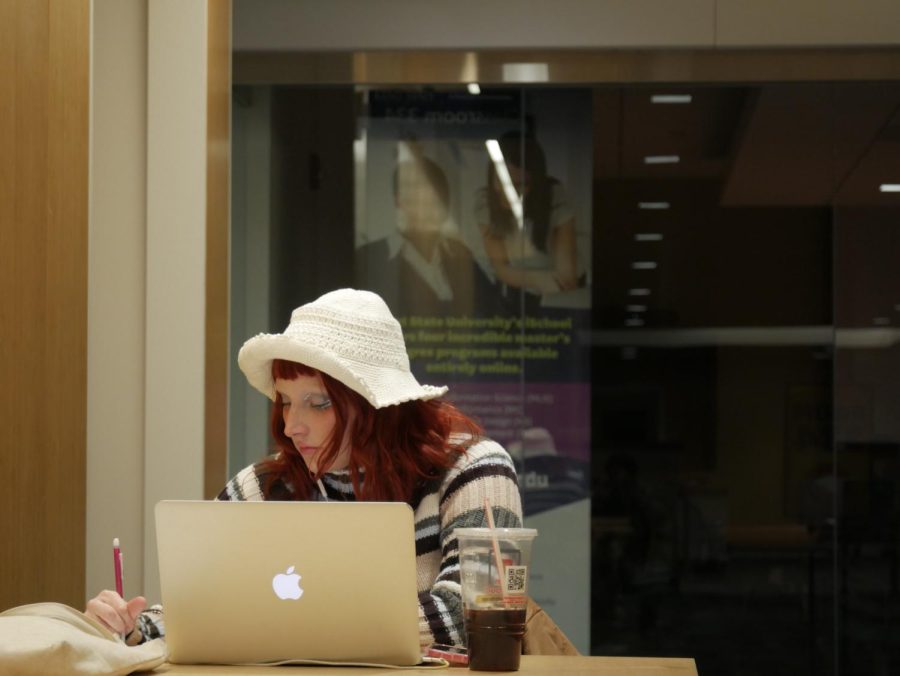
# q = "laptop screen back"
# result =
<box><xmin>155</xmin><ymin>500</ymin><xmax>422</xmax><ymax>665</ymax></box>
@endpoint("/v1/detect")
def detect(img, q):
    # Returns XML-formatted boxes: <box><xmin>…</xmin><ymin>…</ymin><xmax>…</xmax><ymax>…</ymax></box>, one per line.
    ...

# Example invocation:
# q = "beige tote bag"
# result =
<box><xmin>0</xmin><ymin>602</ymin><xmax>167</xmax><ymax>676</ymax></box>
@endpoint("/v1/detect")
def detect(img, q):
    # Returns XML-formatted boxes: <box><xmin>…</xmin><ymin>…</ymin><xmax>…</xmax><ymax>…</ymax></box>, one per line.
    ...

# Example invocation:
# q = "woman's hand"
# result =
<box><xmin>554</xmin><ymin>271</ymin><xmax>579</xmax><ymax>291</ymax></box>
<box><xmin>550</xmin><ymin>218</ymin><xmax>579</xmax><ymax>291</ymax></box>
<box><xmin>85</xmin><ymin>590</ymin><xmax>147</xmax><ymax>638</ymax></box>
<box><xmin>533</xmin><ymin>271</ymin><xmax>563</xmax><ymax>295</ymax></box>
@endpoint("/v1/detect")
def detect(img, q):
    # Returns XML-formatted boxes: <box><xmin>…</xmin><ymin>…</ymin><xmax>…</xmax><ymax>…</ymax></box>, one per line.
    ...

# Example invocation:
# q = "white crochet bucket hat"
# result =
<box><xmin>237</xmin><ymin>288</ymin><xmax>448</xmax><ymax>409</ymax></box>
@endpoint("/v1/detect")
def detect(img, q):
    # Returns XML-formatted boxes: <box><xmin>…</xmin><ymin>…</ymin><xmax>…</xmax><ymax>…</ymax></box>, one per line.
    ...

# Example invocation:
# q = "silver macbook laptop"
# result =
<box><xmin>155</xmin><ymin>500</ymin><xmax>422</xmax><ymax>665</ymax></box>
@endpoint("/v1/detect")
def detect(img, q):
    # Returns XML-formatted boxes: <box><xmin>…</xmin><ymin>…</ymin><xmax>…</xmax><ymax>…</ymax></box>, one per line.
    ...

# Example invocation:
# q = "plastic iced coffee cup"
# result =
<box><xmin>456</xmin><ymin>527</ymin><xmax>538</xmax><ymax>671</ymax></box>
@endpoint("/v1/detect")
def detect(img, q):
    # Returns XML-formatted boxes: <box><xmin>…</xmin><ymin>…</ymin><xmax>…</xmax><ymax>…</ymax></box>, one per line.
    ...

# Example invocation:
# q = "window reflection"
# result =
<box><xmin>230</xmin><ymin>81</ymin><xmax>900</xmax><ymax>674</ymax></box>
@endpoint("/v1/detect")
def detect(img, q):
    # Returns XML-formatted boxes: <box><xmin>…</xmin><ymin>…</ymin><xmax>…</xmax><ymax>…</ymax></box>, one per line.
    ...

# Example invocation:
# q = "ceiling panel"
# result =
<box><xmin>833</xmin><ymin>106</ymin><xmax>900</xmax><ymax>206</ymax></box>
<box><xmin>721</xmin><ymin>84</ymin><xmax>900</xmax><ymax>206</ymax></box>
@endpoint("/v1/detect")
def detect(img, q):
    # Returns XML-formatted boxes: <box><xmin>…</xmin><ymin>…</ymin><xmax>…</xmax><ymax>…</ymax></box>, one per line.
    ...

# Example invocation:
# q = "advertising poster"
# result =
<box><xmin>355</xmin><ymin>88</ymin><xmax>592</xmax><ymax>651</ymax></box>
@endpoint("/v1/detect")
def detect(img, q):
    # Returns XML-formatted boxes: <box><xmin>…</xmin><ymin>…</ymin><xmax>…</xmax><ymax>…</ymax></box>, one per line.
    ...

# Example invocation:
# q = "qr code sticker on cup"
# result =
<box><xmin>504</xmin><ymin>565</ymin><xmax>527</xmax><ymax>594</ymax></box>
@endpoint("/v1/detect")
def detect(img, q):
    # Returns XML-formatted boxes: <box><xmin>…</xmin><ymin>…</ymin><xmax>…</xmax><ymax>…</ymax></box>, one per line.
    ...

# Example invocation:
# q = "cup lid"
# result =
<box><xmin>455</xmin><ymin>527</ymin><xmax>538</xmax><ymax>539</ymax></box>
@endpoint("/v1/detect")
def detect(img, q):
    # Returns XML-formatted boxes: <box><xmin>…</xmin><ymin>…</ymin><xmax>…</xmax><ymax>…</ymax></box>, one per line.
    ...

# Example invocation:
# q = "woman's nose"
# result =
<box><xmin>283</xmin><ymin>406</ymin><xmax>309</xmax><ymax>436</ymax></box>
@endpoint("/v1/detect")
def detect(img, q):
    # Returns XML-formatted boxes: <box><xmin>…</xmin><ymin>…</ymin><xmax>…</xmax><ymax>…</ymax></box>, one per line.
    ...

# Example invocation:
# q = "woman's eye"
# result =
<box><xmin>303</xmin><ymin>393</ymin><xmax>332</xmax><ymax>411</ymax></box>
<box><xmin>280</xmin><ymin>393</ymin><xmax>331</xmax><ymax>411</ymax></box>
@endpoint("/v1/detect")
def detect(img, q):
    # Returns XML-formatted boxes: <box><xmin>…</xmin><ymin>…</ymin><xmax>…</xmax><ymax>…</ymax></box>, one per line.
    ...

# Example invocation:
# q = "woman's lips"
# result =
<box><xmin>295</xmin><ymin>444</ymin><xmax>317</xmax><ymax>457</ymax></box>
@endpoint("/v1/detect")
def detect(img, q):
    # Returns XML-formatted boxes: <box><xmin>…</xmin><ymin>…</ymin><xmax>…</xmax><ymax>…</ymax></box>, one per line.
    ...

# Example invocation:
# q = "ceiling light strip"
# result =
<box><xmin>485</xmin><ymin>139</ymin><xmax>524</xmax><ymax>228</ymax></box>
<box><xmin>651</xmin><ymin>94</ymin><xmax>692</xmax><ymax>104</ymax></box>
<box><xmin>644</xmin><ymin>155</ymin><xmax>680</xmax><ymax>165</ymax></box>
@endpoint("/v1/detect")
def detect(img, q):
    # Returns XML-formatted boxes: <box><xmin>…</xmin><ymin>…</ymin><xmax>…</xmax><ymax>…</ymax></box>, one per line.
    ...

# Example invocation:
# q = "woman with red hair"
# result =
<box><xmin>86</xmin><ymin>288</ymin><xmax>522</xmax><ymax>652</ymax></box>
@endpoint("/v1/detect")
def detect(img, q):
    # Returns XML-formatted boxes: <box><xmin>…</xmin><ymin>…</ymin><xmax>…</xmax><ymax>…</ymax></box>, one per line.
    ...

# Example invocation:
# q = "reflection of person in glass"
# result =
<box><xmin>356</xmin><ymin>156</ymin><xmax>497</xmax><ymax>316</ymax></box>
<box><xmin>475</xmin><ymin>133</ymin><xmax>582</xmax><ymax>304</ymax></box>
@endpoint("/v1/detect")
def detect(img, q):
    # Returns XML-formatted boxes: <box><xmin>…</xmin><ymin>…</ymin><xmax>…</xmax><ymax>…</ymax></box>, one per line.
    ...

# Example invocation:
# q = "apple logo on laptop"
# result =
<box><xmin>272</xmin><ymin>566</ymin><xmax>304</xmax><ymax>600</ymax></box>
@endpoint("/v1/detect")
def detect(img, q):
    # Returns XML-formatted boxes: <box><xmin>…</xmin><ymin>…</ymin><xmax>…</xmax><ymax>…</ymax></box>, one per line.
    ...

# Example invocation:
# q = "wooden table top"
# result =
<box><xmin>148</xmin><ymin>654</ymin><xmax>698</xmax><ymax>675</ymax></box>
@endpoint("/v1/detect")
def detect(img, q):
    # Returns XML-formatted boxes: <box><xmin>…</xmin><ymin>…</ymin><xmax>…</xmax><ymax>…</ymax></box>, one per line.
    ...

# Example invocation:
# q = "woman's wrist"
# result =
<box><xmin>125</xmin><ymin>626</ymin><xmax>143</xmax><ymax>646</ymax></box>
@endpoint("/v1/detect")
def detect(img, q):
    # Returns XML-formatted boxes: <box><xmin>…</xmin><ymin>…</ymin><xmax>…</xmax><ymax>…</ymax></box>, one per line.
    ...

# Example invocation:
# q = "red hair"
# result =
<box><xmin>260</xmin><ymin>359</ymin><xmax>481</xmax><ymax>503</ymax></box>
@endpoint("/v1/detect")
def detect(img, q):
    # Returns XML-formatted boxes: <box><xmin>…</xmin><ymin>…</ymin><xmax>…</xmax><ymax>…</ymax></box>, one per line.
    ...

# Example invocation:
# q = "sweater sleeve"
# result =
<box><xmin>417</xmin><ymin>439</ymin><xmax>523</xmax><ymax>649</ymax></box>
<box><xmin>216</xmin><ymin>460</ymin><xmax>273</xmax><ymax>501</ymax></box>
<box><xmin>127</xmin><ymin>604</ymin><xmax>165</xmax><ymax>645</ymax></box>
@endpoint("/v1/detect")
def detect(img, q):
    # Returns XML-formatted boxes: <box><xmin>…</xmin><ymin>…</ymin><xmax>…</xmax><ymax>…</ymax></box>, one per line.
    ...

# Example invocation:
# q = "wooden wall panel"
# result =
<box><xmin>0</xmin><ymin>0</ymin><xmax>89</xmax><ymax>610</ymax></box>
<box><xmin>204</xmin><ymin>0</ymin><xmax>231</xmax><ymax>499</ymax></box>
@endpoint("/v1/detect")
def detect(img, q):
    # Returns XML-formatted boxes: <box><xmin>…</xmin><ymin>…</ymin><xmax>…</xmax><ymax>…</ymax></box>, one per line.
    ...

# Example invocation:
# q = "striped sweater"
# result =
<box><xmin>135</xmin><ymin>437</ymin><xmax>522</xmax><ymax>650</ymax></box>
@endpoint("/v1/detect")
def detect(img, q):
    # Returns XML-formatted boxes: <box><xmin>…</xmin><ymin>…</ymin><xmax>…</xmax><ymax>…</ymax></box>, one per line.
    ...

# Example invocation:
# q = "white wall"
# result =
<box><xmin>233</xmin><ymin>0</ymin><xmax>900</xmax><ymax>51</ymax></box>
<box><xmin>87</xmin><ymin>0</ymin><xmax>149</xmax><ymax>605</ymax></box>
<box><xmin>143</xmin><ymin>0</ymin><xmax>209</xmax><ymax>605</ymax></box>
<box><xmin>88</xmin><ymin>0</ymin><xmax>209</xmax><ymax>606</ymax></box>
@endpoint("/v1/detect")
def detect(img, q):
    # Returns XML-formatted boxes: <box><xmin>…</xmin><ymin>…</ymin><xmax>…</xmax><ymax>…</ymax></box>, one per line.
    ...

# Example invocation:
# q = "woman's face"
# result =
<box><xmin>492</xmin><ymin>162</ymin><xmax>532</xmax><ymax>205</ymax></box>
<box><xmin>396</xmin><ymin>162</ymin><xmax>447</xmax><ymax>232</ymax></box>
<box><xmin>275</xmin><ymin>374</ymin><xmax>351</xmax><ymax>474</ymax></box>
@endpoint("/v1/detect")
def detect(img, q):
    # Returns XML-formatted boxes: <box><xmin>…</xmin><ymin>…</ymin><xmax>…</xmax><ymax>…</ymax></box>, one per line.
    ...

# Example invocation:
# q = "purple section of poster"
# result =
<box><xmin>449</xmin><ymin>382</ymin><xmax>590</xmax><ymax>460</ymax></box>
<box><xmin>449</xmin><ymin>381</ymin><xmax>591</xmax><ymax>516</ymax></box>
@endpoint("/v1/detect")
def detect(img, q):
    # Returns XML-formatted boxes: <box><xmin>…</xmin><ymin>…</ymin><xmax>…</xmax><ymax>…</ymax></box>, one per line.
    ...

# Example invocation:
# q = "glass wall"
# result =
<box><xmin>230</xmin><ymin>79</ymin><xmax>900</xmax><ymax>674</ymax></box>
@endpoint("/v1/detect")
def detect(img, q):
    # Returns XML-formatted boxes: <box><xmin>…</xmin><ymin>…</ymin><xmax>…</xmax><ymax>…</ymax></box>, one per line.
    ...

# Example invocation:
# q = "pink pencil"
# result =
<box><xmin>113</xmin><ymin>538</ymin><xmax>124</xmax><ymax>597</ymax></box>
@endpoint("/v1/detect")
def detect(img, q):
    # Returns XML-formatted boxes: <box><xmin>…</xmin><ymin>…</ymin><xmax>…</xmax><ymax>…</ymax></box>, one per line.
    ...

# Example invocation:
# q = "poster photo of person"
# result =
<box><xmin>355</xmin><ymin>88</ymin><xmax>592</xmax><ymax>318</ymax></box>
<box><xmin>475</xmin><ymin>131</ymin><xmax>590</xmax><ymax>312</ymax></box>
<box><xmin>354</xmin><ymin>147</ymin><xmax>502</xmax><ymax>317</ymax></box>
<box><xmin>354</xmin><ymin>88</ymin><xmax>593</xmax><ymax>652</ymax></box>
